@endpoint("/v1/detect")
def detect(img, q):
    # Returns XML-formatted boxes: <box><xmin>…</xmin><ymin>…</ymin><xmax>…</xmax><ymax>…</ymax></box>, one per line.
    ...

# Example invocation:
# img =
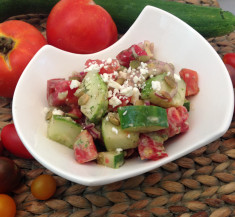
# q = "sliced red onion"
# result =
<box><xmin>144</xmin><ymin>100</ymin><xmax>151</xmax><ymax>106</ymax></box>
<box><xmin>155</xmin><ymin>92</ymin><xmax>169</xmax><ymax>100</ymax></box>
<box><xmin>88</xmin><ymin>127</ymin><xmax>101</xmax><ymax>139</ymax></box>
<box><xmin>83</xmin><ymin>123</ymin><xmax>95</xmax><ymax>130</ymax></box>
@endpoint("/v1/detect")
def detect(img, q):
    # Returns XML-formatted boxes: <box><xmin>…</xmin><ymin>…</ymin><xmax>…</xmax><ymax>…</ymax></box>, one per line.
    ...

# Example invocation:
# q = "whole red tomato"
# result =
<box><xmin>0</xmin><ymin>20</ymin><xmax>47</xmax><ymax>98</ymax></box>
<box><xmin>223</xmin><ymin>53</ymin><xmax>235</xmax><ymax>69</ymax></box>
<box><xmin>1</xmin><ymin>123</ymin><xmax>33</xmax><ymax>159</ymax></box>
<box><xmin>46</xmin><ymin>0</ymin><xmax>118</xmax><ymax>54</ymax></box>
<box><xmin>0</xmin><ymin>157</ymin><xmax>21</xmax><ymax>193</ymax></box>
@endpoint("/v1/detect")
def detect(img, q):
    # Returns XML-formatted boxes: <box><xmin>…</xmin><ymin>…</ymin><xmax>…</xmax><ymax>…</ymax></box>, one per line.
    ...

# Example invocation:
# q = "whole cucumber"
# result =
<box><xmin>0</xmin><ymin>0</ymin><xmax>59</xmax><ymax>21</ymax></box>
<box><xmin>93</xmin><ymin>0</ymin><xmax>235</xmax><ymax>38</ymax></box>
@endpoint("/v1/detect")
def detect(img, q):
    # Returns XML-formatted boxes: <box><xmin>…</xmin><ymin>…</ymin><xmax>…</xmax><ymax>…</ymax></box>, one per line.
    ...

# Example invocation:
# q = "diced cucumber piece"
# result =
<box><xmin>97</xmin><ymin>151</ymin><xmax>124</xmax><ymax>168</ymax></box>
<box><xmin>102</xmin><ymin>115</ymin><xmax>139</xmax><ymax>151</ymax></box>
<box><xmin>118</xmin><ymin>105</ymin><xmax>168</xmax><ymax>132</ymax></box>
<box><xmin>183</xmin><ymin>99</ymin><xmax>190</xmax><ymax>112</ymax></box>
<box><xmin>47</xmin><ymin>115</ymin><xmax>82</xmax><ymax>148</ymax></box>
<box><xmin>79</xmin><ymin>70</ymin><xmax>108</xmax><ymax>123</ymax></box>
<box><xmin>144</xmin><ymin>131</ymin><xmax>169</xmax><ymax>144</ymax></box>
<box><xmin>141</xmin><ymin>73</ymin><xmax>186</xmax><ymax>108</ymax></box>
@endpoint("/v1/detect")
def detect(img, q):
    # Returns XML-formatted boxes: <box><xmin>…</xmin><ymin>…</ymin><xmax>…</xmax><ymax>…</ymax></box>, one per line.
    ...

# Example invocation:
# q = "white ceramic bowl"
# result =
<box><xmin>13</xmin><ymin>6</ymin><xmax>234</xmax><ymax>186</ymax></box>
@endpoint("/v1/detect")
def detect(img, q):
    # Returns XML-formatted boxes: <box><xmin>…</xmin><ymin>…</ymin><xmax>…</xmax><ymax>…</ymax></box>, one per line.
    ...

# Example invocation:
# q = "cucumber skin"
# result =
<box><xmin>94</xmin><ymin>0</ymin><xmax>235</xmax><ymax>38</ymax></box>
<box><xmin>0</xmin><ymin>0</ymin><xmax>59</xmax><ymax>21</ymax></box>
<box><xmin>118</xmin><ymin>105</ymin><xmax>168</xmax><ymax>132</ymax></box>
<box><xmin>97</xmin><ymin>151</ymin><xmax>124</xmax><ymax>168</ymax></box>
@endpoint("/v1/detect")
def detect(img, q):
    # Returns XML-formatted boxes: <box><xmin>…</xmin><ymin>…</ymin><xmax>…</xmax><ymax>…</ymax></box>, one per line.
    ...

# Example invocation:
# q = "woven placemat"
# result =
<box><xmin>1</xmin><ymin>0</ymin><xmax>235</xmax><ymax>216</ymax></box>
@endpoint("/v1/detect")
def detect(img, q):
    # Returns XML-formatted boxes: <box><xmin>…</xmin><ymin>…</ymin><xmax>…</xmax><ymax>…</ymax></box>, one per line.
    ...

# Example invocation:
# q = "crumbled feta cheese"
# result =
<box><xmin>133</xmin><ymin>76</ymin><xmax>140</xmax><ymax>84</ymax></box>
<box><xmin>70</xmin><ymin>80</ymin><xmax>80</xmax><ymax>89</ymax></box>
<box><xmin>116</xmin><ymin>148</ymin><xmax>123</xmax><ymax>153</ymax></box>
<box><xmin>113</xmin><ymin>71</ymin><xmax>119</xmax><ymax>77</ymax></box>
<box><xmin>151</xmin><ymin>80</ymin><xmax>161</xmax><ymax>91</ymax></box>
<box><xmin>109</xmin><ymin>96</ymin><xmax>122</xmax><ymax>107</ymax></box>
<box><xmin>140</xmin><ymin>68</ymin><xmax>149</xmax><ymax>75</ymax></box>
<box><xmin>140</xmin><ymin>62</ymin><xmax>148</xmax><ymax>68</ymax></box>
<box><xmin>127</xmin><ymin>67</ymin><xmax>132</xmax><ymax>73</ymax></box>
<box><xmin>120</xmin><ymin>86</ymin><xmax>133</xmax><ymax>97</ymax></box>
<box><xmin>131</xmin><ymin>87</ymin><xmax>140</xmax><ymax>104</ymax></box>
<box><xmin>127</xmin><ymin>134</ymin><xmax>131</xmax><ymax>138</ymax></box>
<box><xmin>123</xmin><ymin>110</ymin><xmax>127</xmax><ymax>116</ymax></box>
<box><xmin>52</xmin><ymin>108</ymin><xmax>64</xmax><ymax>116</ymax></box>
<box><xmin>100</xmin><ymin>73</ymin><xmax>110</xmax><ymax>83</ymax></box>
<box><xmin>174</xmin><ymin>73</ymin><xmax>181</xmax><ymax>81</ymax></box>
<box><xmin>108</xmin><ymin>90</ymin><xmax>113</xmax><ymax>98</ymax></box>
<box><xmin>147</xmin><ymin>116</ymin><xmax>159</xmax><ymax>122</ymax></box>
<box><xmin>112</xmin><ymin>127</ymin><xmax>118</xmax><ymax>135</ymax></box>
<box><xmin>108</xmin><ymin>80</ymin><xmax>122</xmax><ymax>90</ymax></box>
<box><xmin>84</xmin><ymin>63</ymin><xmax>101</xmax><ymax>72</ymax></box>
<box><xmin>106</xmin><ymin>57</ymin><xmax>112</xmax><ymax>64</ymax></box>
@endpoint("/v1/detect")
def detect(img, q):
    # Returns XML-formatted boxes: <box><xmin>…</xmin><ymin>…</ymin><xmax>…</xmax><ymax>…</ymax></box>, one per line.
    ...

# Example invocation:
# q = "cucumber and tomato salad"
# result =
<box><xmin>45</xmin><ymin>41</ymin><xmax>199</xmax><ymax>168</ymax></box>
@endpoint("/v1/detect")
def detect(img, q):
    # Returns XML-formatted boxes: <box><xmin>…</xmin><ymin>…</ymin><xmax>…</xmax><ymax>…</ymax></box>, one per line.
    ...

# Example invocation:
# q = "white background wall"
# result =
<box><xmin>217</xmin><ymin>0</ymin><xmax>235</xmax><ymax>15</ymax></box>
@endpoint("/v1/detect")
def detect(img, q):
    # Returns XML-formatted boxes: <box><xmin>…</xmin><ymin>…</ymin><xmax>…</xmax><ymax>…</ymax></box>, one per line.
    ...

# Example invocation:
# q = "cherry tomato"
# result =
<box><xmin>46</xmin><ymin>0</ymin><xmax>118</xmax><ymax>54</ymax></box>
<box><xmin>1</xmin><ymin>123</ymin><xmax>33</xmax><ymax>159</ymax></box>
<box><xmin>0</xmin><ymin>157</ymin><xmax>21</xmax><ymax>193</ymax></box>
<box><xmin>223</xmin><ymin>53</ymin><xmax>235</xmax><ymax>69</ymax></box>
<box><xmin>31</xmin><ymin>174</ymin><xmax>57</xmax><ymax>200</ymax></box>
<box><xmin>0</xmin><ymin>141</ymin><xmax>4</xmax><ymax>155</ymax></box>
<box><xmin>0</xmin><ymin>20</ymin><xmax>47</xmax><ymax>98</ymax></box>
<box><xmin>224</xmin><ymin>63</ymin><xmax>235</xmax><ymax>88</ymax></box>
<box><xmin>138</xmin><ymin>134</ymin><xmax>168</xmax><ymax>161</ymax></box>
<box><xmin>0</xmin><ymin>194</ymin><xmax>16</xmax><ymax>217</ymax></box>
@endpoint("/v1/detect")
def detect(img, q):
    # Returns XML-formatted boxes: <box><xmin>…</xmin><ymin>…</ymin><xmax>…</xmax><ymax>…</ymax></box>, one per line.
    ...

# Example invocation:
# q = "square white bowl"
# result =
<box><xmin>13</xmin><ymin>6</ymin><xmax>234</xmax><ymax>186</ymax></box>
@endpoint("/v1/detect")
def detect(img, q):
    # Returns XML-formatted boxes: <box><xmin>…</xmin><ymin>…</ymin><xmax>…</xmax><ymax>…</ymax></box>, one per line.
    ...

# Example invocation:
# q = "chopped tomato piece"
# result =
<box><xmin>116</xmin><ymin>44</ymin><xmax>147</xmax><ymax>68</ymax></box>
<box><xmin>163</xmin><ymin>106</ymin><xmax>189</xmax><ymax>138</ymax></box>
<box><xmin>100</xmin><ymin>59</ymin><xmax>120</xmax><ymax>75</ymax></box>
<box><xmin>85</xmin><ymin>59</ymin><xmax>103</xmax><ymax>68</ymax></box>
<box><xmin>179</xmin><ymin>68</ymin><xmax>199</xmax><ymax>96</ymax></box>
<box><xmin>74</xmin><ymin>130</ymin><xmax>98</xmax><ymax>164</ymax></box>
<box><xmin>47</xmin><ymin>79</ymin><xmax>79</xmax><ymax>107</ymax></box>
<box><xmin>138</xmin><ymin>134</ymin><xmax>168</xmax><ymax>161</ymax></box>
<box><xmin>108</xmin><ymin>94</ymin><xmax>131</xmax><ymax>111</ymax></box>
<box><xmin>67</xmin><ymin>106</ymin><xmax>83</xmax><ymax>119</ymax></box>
<box><xmin>85</xmin><ymin>59</ymin><xmax>120</xmax><ymax>75</ymax></box>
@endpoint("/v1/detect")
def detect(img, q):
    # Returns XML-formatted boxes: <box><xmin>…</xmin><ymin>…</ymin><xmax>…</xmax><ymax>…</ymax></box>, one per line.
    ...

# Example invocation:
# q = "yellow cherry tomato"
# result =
<box><xmin>0</xmin><ymin>194</ymin><xmax>16</xmax><ymax>217</ymax></box>
<box><xmin>31</xmin><ymin>174</ymin><xmax>57</xmax><ymax>200</ymax></box>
